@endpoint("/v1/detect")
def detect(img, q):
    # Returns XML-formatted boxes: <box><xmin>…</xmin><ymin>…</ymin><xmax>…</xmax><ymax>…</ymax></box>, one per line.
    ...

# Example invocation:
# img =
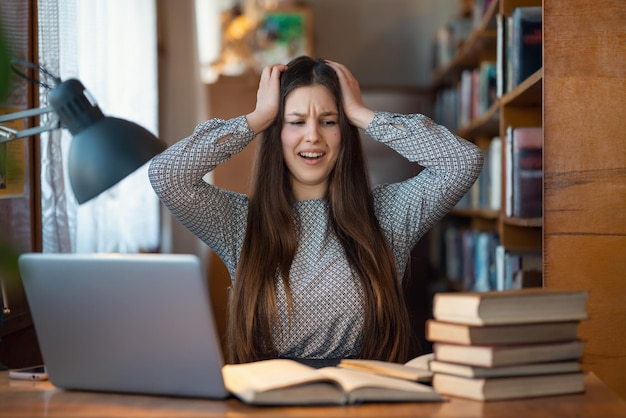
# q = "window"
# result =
<box><xmin>38</xmin><ymin>0</ymin><xmax>160</xmax><ymax>253</ymax></box>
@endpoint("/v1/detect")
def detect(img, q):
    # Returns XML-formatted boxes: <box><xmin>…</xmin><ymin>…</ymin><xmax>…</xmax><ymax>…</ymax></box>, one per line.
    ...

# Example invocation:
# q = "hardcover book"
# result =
<box><xmin>433</xmin><ymin>371</ymin><xmax>584</xmax><ymax>401</ymax></box>
<box><xmin>478</xmin><ymin>61</ymin><xmax>497</xmax><ymax>115</ymax></box>
<box><xmin>511</xmin><ymin>7</ymin><xmax>543</xmax><ymax>88</ymax></box>
<box><xmin>429</xmin><ymin>359</ymin><xmax>580</xmax><ymax>379</ymax></box>
<box><xmin>432</xmin><ymin>288</ymin><xmax>588</xmax><ymax>326</ymax></box>
<box><xmin>426</xmin><ymin>320</ymin><xmax>580</xmax><ymax>346</ymax></box>
<box><xmin>512</xmin><ymin>126</ymin><xmax>542</xmax><ymax>218</ymax></box>
<box><xmin>488</xmin><ymin>136</ymin><xmax>501</xmax><ymax>211</ymax></box>
<box><xmin>433</xmin><ymin>340</ymin><xmax>585</xmax><ymax>368</ymax></box>
<box><xmin>496</xmin><ymin>13</ymin><xmax>506</xmax><ymax>96</ymax></box>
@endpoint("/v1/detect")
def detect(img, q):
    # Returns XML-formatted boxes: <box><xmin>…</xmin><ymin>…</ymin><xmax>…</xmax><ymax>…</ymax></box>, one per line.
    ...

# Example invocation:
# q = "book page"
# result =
<box><xmin>240</xmin><ymin>382</ymin><xmax>345</xmax><ymax>405</ymax></box>
<box><xmin>405</xmin><ymin>353</ymin><xmax>434</xmax><ymax>370</ymax></box>
<box><xmin>339</xmin><ymin>357</ymin><xmax>433</xmax><ymax>382</ymax></box>
<box><xmin>223</xmin><ymin>359</ymin><xmax>331</xmax><ymax>392</ymax></box>
<box><xmin>317</xmin><ymin>367</ymin><xmax>441</xmax><ymax>402</ymax></box>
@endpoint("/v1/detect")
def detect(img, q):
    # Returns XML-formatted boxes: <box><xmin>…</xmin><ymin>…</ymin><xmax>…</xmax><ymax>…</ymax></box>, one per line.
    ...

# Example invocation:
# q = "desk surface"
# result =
<box><xmin>1</xmin><ymin>372</ymin><xmax>625</xmax><ymax>417</ymax></box>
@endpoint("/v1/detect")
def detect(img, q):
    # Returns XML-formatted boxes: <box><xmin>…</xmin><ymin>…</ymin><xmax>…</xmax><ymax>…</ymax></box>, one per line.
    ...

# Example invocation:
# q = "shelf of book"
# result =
<box><xmin>431</xmin><ymin>0</ymin><xmax>499</xmax><ymax>89</ymax></box>
<box><xmin>430</xmin><ymin>0</ymin><xmax>543</xmax><ymax>292</ymax></box>
<box><xmin>456</xmin><ymin>101</ymin><xmax>499</xmax><ymax>141</ymax></box>
<box><xmin>500</xmin><ymin>68</ymin><xmax>542</xmax><ymax>107</ymax></box>
<box><xmin>502</xmin><ymin>214</ymin><xmax>541</xmax><ymax>228</ymax></box>
<box><xmin>498</xmin><ymin>220</ymin><xmax>541</xmax><ymax>250</ymax></box>
<box><xmin>450</xmin><ymin>208</ymin><xmax>500</xmax><ymax>221</ymax></box>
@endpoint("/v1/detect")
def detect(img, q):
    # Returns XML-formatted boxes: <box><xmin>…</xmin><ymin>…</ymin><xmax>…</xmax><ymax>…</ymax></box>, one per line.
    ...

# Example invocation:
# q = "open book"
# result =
<box><xmin>222</xmin><ymin>359</ymin><xmax>442</xmax><ymax>405</ymax></box>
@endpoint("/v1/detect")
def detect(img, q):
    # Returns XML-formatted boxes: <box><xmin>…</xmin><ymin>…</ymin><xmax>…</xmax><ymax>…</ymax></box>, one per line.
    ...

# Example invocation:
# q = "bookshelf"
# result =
<box><xmin>431</xmin><ymin>0</ymin><xmax>626</xmax><ymax>397</ymax></box>
<box><xmin>430</xmin><ymin>0</ymin><xmax>543</xmax><ymax>292</ymax></box>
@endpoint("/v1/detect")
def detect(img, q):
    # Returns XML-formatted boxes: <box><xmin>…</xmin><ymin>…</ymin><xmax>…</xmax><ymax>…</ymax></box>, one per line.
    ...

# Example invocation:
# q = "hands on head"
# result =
<box><xmin>324</xmin><ymin>60</ymin><xmax>374</xmax><ymax>130</ymax></box>
<box><xmin>246</xmin><ymin>64</ymin><xmax>287</xmax><ymax>133</ymax></box>
<box><xmin>245</xmin><ymin>58</ymin><xmax>375</xmax><ymax>134</ymax></box>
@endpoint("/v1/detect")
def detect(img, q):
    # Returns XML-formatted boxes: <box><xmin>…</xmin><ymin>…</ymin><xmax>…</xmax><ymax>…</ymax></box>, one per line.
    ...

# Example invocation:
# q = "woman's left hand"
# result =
<box><xmin>326</xmin><ymin>60</ymin><xmax>374</xmax><ymax>130</ymax></box>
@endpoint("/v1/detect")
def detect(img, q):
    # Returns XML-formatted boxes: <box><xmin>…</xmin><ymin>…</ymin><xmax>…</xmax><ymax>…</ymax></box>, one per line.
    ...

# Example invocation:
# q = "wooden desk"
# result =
<box><xmin>1</xmin><ymin>372</ymin><xmax>625</xmax><ymax>417</ymax></box>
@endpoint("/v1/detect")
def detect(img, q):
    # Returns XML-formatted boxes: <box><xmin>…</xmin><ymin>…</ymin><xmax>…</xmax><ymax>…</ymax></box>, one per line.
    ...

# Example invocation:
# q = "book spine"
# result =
<box><xmin>505</xmin><ymin>15</ymin><xmax>513</xmax><ymax>93</ymax></box>
<box><xmin>478</xmin><ymin>61</ymin><xmax>497</xmax><ymax>115</ymax></box>
<box><xmin>459</xmin><ymin>70</ymin><xmax>473</xmax><ymax>128</ymax></box>
<box><xmin>511</xmin><ymin>7</ymin><xmax>543</xmax><ymax>88</ymax></box>
<box><xmin>495</xmin><ymin>244</ymin><xmax>506</xmax><ymax>290</ymax></box>
<box><xmin>438</xmin><ymin>221</ymin><xmax>500</xmax><ymax>291</ymax></box>
<box><xmin>473</xmin><ymin>232</ymin><xmax>490</xmax><ymax>292</ymax></box>
<box><xmin>512</xmin><ymin>127</ymin><xmax>543</xmax><ymax>218</ymax></box>
<box><xmin>488</xmin><ymin>137</ymin><xmax>502</xmax><ymax>211</ymax></box>
<box><xmin>505</xmin><ymin>127</ymin><xmax>513</xmax><ymax>217</ymax></box>
<box><xmin>496</xmin><ymin>13</ymin><xmax>505</xmax><ymax>97</ymax></box>
<box><xmin>461</xmin><ymin>229</ymin><xmax>477</xmax><ymax>290</ymax></box>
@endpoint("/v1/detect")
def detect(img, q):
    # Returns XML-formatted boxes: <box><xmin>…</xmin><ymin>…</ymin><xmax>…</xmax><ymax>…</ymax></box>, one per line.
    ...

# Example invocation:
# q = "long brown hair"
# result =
<box><xmin>228</xmin><ymin>56</ymin><xmax>413</xmax><ymax>363</ymax></box>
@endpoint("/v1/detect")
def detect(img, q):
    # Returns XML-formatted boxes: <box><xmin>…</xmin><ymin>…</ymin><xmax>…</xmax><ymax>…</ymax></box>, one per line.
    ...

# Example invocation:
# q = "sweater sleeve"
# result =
<box><xmin>366</xmin><ymin>111</ymin><xmax>484</xmax><ymax>273</ymax></box>
<box><xmin>148</xmin><ymin>116</ymin><xmax>256</xmax><ymax>276</ymax></box>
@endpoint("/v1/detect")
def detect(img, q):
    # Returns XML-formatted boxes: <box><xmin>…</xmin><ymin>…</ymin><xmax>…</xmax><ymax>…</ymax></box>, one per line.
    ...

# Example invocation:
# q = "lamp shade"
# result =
<box><xmin>48</xmin><ymin>78</ymin><xmax>165</xmax><ymax>203</ymax></box>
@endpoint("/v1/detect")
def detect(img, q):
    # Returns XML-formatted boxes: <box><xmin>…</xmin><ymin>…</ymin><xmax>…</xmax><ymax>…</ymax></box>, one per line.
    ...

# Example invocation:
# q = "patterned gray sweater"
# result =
<box><xmin>149</xmin><ymin>111</ymin><xmax>483</xmax><ymax>360</ymax></box>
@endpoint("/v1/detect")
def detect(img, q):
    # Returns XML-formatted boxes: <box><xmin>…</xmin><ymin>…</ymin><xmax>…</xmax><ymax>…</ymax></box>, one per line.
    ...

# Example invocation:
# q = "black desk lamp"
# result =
<box><xmin>0</xmin><ymin>60</ymin><xmax>165</xmax><ymax>203</ymax></box>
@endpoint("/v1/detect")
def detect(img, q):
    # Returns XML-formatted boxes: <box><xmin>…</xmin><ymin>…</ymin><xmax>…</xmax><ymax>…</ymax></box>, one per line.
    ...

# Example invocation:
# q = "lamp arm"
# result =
<box><xmin>0</xmin><ymin>106</ymin><xmax>59</xmax><ymax>142</ymax></box>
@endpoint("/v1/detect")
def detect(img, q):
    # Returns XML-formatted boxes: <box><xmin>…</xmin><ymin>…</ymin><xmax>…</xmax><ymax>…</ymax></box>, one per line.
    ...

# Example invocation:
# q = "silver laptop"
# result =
<box><xmin>18</xmin><ymin>252</ymin><xmax>229</xmax><ymax>399</ymax></box>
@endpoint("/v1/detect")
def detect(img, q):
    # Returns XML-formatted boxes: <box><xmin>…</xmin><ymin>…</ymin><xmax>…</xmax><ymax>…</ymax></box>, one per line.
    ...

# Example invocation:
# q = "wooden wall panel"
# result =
<box><xmin>0</xmin><ymin>0</ymin><xmax>44</xmax><ymax>370</ymax></box>
<box><xmin>544</xmin><ymin>0</ymin><xmax>626</xmax><ymax>398</ymax></box>
<box><xmin>544</xmin><ymin>235</ymin><xmax>626</xmax><ymax>391</ymax></box>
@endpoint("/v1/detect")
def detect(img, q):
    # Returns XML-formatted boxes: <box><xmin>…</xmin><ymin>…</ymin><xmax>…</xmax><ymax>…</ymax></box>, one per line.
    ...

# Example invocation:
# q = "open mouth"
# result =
<box><xmin>298</xmin><ymin>151</ymin><xmax>325</xmax><ymax>160</ymax></box>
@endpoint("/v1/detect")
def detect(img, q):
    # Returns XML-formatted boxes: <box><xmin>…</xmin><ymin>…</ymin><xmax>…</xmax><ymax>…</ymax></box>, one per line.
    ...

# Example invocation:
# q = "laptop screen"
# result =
<box><xmin>18</xmin><ymin>253</ymin><xmax>228</xmax><ymax>399</ymax></box>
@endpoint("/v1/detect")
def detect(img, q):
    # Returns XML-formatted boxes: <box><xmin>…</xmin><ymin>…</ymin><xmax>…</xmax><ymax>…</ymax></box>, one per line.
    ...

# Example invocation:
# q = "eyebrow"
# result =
<box><xmin>285</xmin><ymin>111</ymin><xmax>339</xmax><ymax>117</ymax></box>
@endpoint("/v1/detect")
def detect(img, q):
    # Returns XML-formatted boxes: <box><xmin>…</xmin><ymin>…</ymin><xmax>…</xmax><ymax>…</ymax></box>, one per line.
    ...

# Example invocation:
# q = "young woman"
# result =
<box><xmin>149</xmin><ymin>57</ymin><xmax>483</xmax><ymax>365</ymax></box>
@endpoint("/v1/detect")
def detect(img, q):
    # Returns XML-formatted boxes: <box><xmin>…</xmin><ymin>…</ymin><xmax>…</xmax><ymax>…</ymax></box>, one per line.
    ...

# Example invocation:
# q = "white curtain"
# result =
<box><xmin>38</xmin><ymin>0</ymin><xmax>160</xmax><ymax>253</ymax></box>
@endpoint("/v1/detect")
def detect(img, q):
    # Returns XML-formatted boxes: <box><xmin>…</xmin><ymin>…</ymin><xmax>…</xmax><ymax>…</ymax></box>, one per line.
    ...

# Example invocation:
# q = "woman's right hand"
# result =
<box><xmin>246</xmin><ymin>64</ymin><xmax>287</xmax><ymax>133</ymax></box>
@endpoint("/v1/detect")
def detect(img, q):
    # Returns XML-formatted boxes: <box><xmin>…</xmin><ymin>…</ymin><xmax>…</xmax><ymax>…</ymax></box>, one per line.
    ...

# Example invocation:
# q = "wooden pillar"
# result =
<box><xmin>543</xmin><ymin>0</ymin><xmax>626</xmax><ymax>397</ymax></box>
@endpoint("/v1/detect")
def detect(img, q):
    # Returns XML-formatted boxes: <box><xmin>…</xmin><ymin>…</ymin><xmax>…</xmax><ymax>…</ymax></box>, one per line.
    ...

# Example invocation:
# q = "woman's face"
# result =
<box><xmin>281</xmin><ymin>84</ymin><xmax>341</xmax><ymax>201</ymax></box>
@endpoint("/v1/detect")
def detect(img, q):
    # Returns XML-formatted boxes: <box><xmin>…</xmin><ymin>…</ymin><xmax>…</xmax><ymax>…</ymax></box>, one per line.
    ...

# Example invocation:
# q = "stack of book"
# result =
<box><xmin>427</xmin><ymin>288</ymin><xmax>589</xmax><ymax>401</ymax></box>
